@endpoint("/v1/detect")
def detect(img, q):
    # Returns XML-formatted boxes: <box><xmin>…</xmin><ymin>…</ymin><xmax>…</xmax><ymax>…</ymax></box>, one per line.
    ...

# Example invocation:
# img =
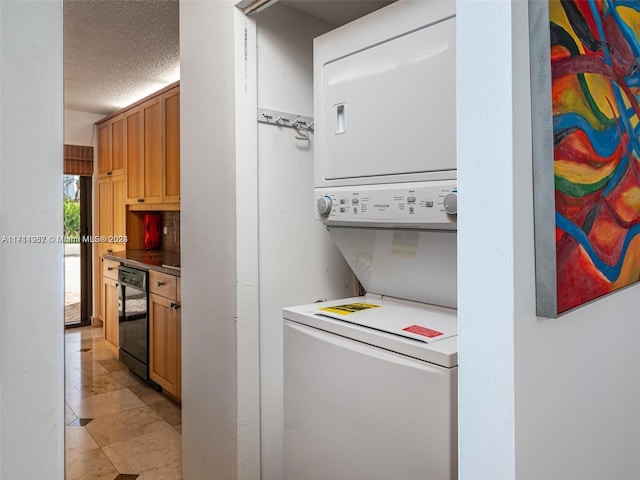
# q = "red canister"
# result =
<box><xmin>144</xmin><ymin>214</ymin><xmax>162</xmax><ymax>250</ymax></box>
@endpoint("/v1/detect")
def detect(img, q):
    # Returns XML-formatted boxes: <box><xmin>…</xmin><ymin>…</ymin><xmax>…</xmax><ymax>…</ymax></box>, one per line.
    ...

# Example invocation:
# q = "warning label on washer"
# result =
<box><xmin>317</xmin><ymin>303</ymin><xmax>381</xmax><ymax>316</ymax></box>
<box><xmin>402</xmin><ymin>325</ymin><xmax>444</xmax><ymax>338</ymax></box>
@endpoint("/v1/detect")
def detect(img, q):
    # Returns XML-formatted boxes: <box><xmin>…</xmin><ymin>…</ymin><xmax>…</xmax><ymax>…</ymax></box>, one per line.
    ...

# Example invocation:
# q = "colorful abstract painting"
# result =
<box><xmin>547</xmin><ymin>0</ymin><xmax>640</xmax><ymax>314</ymax></box>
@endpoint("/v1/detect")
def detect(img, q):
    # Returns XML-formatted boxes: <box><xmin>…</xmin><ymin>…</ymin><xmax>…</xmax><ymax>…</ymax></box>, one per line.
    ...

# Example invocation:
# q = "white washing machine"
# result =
<box><xmin>284</xmin><ymin>1</ymin><xmax>458</xmax><ymax>479</ymax></box>
<box><xmin>284</xmin><ymin>296</ymin><xmax>457</xmax><ymax>480</ymax></box>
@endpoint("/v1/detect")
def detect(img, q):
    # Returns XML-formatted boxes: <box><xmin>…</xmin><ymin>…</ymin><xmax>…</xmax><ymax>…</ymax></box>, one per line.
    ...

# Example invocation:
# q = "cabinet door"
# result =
<box><xmin>97</xmin><ymin>177</ymin><xmax>112</xmax><ymax>239</ymax></box>
<box><xmin>149</xmin><ymin>292</ymin><xmax>181</xmax><ymax>398</ymax></box>
<box><xmin>97</xmin><ymin>122</ymin><xmax>112</xmax><ymax>177</ymax></box>
<box><xmin>142</xmin><ymin>97</ymin><xmax>163</xmax><ymax>204</ymax></box>
<box><xmin>110</xmin><ymin>115</ymin><xmax>125</xmax><ymax>176</ymax></box>
<box><xmin>103</xmin><ymin>276</ymin><xmax>120</xmax><ymax>356</ymax></box>
<box><xmin>111</xmin><ymin>174</ymin><xmax>127</xmax><ymax>252</ymax></box>
<box><xmin>97</xmin><ymin>253</ymin><xmax>106</xmax><ymax>321</ymax></box>
<box><xmin>126</xmin><ymin>107</ymin><xmax>144</xmax><ymax>204</ymax></box>
<box><xmin>163</xmin><ymin>87</ymin><xmax>180</xmax><ymax>203</ymax></box>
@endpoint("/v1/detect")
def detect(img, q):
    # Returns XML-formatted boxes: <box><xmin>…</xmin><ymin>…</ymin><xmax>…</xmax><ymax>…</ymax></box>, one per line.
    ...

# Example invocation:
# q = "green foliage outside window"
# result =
<box><xmin>64</xmin><ymin>198</ymin><xmax>80</xmax><ymax>241</ymax></box>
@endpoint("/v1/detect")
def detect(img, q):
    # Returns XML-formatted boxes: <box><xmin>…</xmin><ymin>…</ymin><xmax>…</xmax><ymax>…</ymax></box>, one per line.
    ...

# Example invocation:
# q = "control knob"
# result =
<box><xmin>443</xmin><ymin>190</ymin><xmax>457</xmax><ymax>215</ymax></box>
<box><xmin>317</xmin><ymin>195</ymin><xmax>333</xmax><ymax>216</ymax></box>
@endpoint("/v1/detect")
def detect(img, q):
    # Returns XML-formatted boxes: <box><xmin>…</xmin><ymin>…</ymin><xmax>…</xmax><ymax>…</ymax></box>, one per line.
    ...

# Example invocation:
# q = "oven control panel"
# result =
<box><xmin>315</xmin><ymin>181</ymin><xmax>457</xmax><ymax>229</ymax></box>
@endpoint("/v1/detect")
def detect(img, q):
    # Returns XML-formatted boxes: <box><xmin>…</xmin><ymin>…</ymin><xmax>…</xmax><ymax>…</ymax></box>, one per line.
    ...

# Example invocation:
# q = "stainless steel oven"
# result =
<box><xmin>118</xmin><ymin>265</ymin><xmax>152</xmax><ymax>382</ymax></box>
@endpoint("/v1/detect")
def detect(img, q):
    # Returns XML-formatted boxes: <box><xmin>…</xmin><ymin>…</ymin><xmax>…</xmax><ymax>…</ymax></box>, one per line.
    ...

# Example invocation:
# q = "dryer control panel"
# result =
<box><xmin>315</xmin><ymin>181</ymin><xmax>457</xmax><ymax>230</ymax></box>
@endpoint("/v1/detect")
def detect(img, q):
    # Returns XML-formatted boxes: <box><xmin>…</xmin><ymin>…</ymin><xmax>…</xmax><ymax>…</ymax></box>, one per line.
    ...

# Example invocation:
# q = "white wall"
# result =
<box><xmin>180</xmin><ymin>1</ymin><xmax>241</xmax><ymax>478</ymax></box>
<box><xmin>457</xmin><ymin>1</ymin><xmax>516</xmax><ymax>477</ymax></box>
<box><xmin>0</xmin><ymin>1</ymin><xmax>64</xmax><ymax>478</ymax></box>
<box><xmin>181</xmin><ymin>2</ymin><xmax>355</xmax><ymax>478</ymax></box>
<box><xmin>64</xmin><ymin>110</ymin><xmax>103</xmax><ymax>146</ymax></box>
<box><xmin>255</xmin><ymin>5</ymin><xmax>354</xmax><ymax>480</ymax></box>
<box><xmin>459</xmin><ymin>2</ymin><xmax>640</xmax><ymax>479</ymax></box>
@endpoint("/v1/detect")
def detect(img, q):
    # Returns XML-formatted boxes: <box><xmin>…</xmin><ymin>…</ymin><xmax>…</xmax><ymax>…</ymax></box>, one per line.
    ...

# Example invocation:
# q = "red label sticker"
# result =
<box><xmin>402</xmin><ymin>325</ymin><xmax>443</xmax><ymax>338</ymax></box>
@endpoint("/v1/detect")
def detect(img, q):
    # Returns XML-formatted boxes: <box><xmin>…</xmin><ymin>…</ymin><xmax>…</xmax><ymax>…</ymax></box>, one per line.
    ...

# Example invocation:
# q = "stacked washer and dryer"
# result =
<box><xmin>283</xmin><ymin>1</ymin><xmax>458</xmax><ymax>479</ymax></box>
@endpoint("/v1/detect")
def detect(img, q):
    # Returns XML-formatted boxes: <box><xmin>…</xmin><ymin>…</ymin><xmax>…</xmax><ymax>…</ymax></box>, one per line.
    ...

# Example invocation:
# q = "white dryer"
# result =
<box><xmin>284</xmin><ymin>1</ymin><xmax>458</xmax><ymax>479</ymax></box>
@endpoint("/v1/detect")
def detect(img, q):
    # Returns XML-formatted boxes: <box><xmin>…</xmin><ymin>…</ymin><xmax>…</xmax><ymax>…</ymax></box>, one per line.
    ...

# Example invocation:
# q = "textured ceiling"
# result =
<box><xmin>63</xmin><ymin>0</ymin><xmax>392</xmax><ymax>116</ymax></box>
<box><xmin>64</xmin><ymin>0</ymin><xmax>179</xmax><ymax>115</ymax></box>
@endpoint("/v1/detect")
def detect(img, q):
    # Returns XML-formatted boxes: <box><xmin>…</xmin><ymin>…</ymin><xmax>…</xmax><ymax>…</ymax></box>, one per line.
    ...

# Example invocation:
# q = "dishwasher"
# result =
<box><xmin>118</xmin><ymin>265</ymin><xmax>156</xmax><ymax>386</ymax></box>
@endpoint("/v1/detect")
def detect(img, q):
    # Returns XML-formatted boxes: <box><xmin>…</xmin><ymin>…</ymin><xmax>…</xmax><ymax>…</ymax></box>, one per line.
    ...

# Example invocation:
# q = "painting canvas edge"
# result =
<box><xmin>529</xmin><ymin>0</ymin><xmax>558</xmax><ymax>318</ymax></box>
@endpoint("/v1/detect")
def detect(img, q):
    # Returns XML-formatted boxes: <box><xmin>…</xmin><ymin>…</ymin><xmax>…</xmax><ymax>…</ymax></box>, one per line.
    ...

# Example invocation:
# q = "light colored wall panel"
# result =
<box><xmin>256</xmin><ymin>5</ymin><xmax>354</xmax><ymax>479</ymax></box>
<box><xmin>0</xmin><ymin>1</ymin><xmax>64</xmax><ymax>478</ymax></box>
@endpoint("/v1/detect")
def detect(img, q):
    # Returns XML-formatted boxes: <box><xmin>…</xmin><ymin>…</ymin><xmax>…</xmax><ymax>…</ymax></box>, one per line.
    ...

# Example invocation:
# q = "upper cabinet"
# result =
<box><xmin>97</xmin><ymin>82</ymin><xmax>180</xmax><ymax>210</ymax></box>
<box><xmin>125</xmin><ymin>86</ymin><xmax>180</xmax><ymax>206</ymax></box>
<box><xmin>163</xmin><ymin>86</ymin><xmax>180</xmax><ymax>204</ymax></box>
<box><xmin>97</xmin><ymin>113</ymin><xmax>125</xmax><ymax>178</ymax></box>
<box><xmin>126</xmin><ymin>96</ymin><xmax>163</xmax><ymax>205</ymax></box>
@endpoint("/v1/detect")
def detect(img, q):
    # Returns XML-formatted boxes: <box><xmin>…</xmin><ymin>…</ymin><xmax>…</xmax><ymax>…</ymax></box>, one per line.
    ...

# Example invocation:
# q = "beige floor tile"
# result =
<box><xmin>65</xmin><ymin>448</ymin><xmax>119</xmax><ymax>480</ymax></box>
<box><xmin>128</xmin><ymin>382</ymin><xmax>165</xmax><ymax>405</ymax></box>
<box><xmin>69</xmin><ymin>325</ymin><xmax>103</xmax><ymax>341</ymax></box>
<box><xmin>86</xmin><ymin>405</ymin><xmax>167</xmax><ymax>447</ymax></box>
<box><xmin>65</xmin><ymin>361</ymin><xmax>110</xmax><ymax>382</ymax></box>
<box><xmin>65</xmin><ymin>403</ymin><xmax>78</xmax><ymax>425</ymax></box>
<box><xmin>65</xmin><ymin>425</ymin><xmax>99</xmax><ymax>457</ymax></box>
<box><xmin>137</xmin><ymin>460</ymin><xmax>182</xmax><ymax>480</ymax></box>
<box><xmin>66</xmin><ymin>373</ymin><xmax>124</xmax><ymax>399</ymax></box>
<box><xmin>66</xmin><ymin>345</ymin><xmax>111</xmax><ymax>365</ymax></box>
<box><xmin>64</xmin><ymin>357</ymin><xmax>83</xmax><ymax>368</ymax></box>
<box><xmin>103</xmin><ymin>423</ymin><xmax>182</xmax><ymax>473</ymax></box>
<box><xmin>65</xmin><ymin>326</ymin><xmax>182</xmax><ymax>478</ymax></box>
<box><xmin>83</xmin><ymin>341</ymin><xmax>119</xmax><ymax>361</ymax></box>
<box><xmin>148</xmin><ymin>397</ymin><xmax>181</xmax><ymax>426</ymax></box>
<box><xmin>66</xmin><ymin>388</ymin><xmax>145</xmax><ymax>419</ymax></box>
<box><xmin>97</xmin><ymin>357</ymin><xmax>130</xmax><ymax>373</ymax></box>
<box><xmin>110</xmin><ymin>370</ymin><xmax>147</xmax><ymax>389</ymax></box>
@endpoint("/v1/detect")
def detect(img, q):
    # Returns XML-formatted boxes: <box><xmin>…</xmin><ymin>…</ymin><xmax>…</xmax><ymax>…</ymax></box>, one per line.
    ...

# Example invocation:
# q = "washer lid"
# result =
<box><xmin>314</xmin><ymin>300</ymin><xmax>456</xmax><ymax>343</ymax></box>
<box><xmin>284</xmin><ymin>296</ymin><xmax>458</xmax><ymax>367</ymax></box>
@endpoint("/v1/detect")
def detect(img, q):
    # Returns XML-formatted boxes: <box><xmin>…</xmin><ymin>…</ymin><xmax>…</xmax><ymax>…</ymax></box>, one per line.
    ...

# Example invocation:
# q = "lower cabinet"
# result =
<box><xmin>149</xmin><ymin>273</ymin><xmax>181</xmax><ymax>400</ymax></box>
<box><xmin>102</xmin><ymin>259</ymin><xmax>120</xmax><ymax>356</ymax></box>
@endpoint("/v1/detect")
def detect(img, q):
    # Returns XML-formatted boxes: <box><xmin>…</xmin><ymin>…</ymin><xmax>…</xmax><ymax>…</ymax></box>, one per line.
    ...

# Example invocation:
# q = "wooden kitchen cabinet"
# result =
<box><xmin>102</xmin><ymin>259</ymin><xmax>119</xmax><ymax>357</ymax></box>
<box><xmin>95</xmin><ymin>81</ymin><xmax>180</xmax><ymax>323</ymax></box>
<box><xmin>97</xmin><ymin>114</ymin><xmax>125</xmax><ymax>178</ymax></box>
<box><xmin>163</xmin><ymin>86</ymin><xmax>180</xmax><ymax>203</ymax></box>
<box><xmin>97</xmin><ymin>81</ymin><xmax>180</xmax><ymax>210</ymax></box>
<box><xmin>99</xmin><ymin>258</ymin><xmax>119</xmax><ymax>321</ymax></box>
<box><xmin>149</xmin><ymin>271</ymin><xmax>181</xmax><ymax>400</ymax></box>
<box><xmin>96</xmin><ymin>175</ymin><xmax>126</xmax><ymax>322</ymax></box>
<box><xmin>126</xmin><ymin>96</ymin><xmax>163</xmax><ymax>205</ymax></box>
<box><xmin>97</xmin><ymin>175</ymin><xmax>126</xmax><ymax>252</ymax></box>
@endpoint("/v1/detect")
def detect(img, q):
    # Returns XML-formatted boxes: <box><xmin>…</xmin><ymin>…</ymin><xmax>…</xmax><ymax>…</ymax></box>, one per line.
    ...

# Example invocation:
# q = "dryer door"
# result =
<box><xmin>319</xmin><ymin>16</ymin><xmax>456</xmax><ymax>182</ymax></box>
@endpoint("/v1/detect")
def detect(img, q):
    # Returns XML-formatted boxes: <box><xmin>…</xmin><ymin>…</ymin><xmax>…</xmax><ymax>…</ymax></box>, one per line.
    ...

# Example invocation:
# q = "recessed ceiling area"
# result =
<box><xmin>64</xmin><ymin>0</ymin><xmax>179</xmax><ymax>115</ymax></box>
<box><xmin>279</xmin><ymin>0</ymin><xmax>395</xmax><ymax>26</ymax></box>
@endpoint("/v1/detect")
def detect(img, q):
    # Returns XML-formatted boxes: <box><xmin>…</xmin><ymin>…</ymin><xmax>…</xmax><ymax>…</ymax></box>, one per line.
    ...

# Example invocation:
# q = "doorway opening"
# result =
<box><xmin>64</xmin><ymin>149</ymin><xmax>93</xmax><ymax>328</ymax></box>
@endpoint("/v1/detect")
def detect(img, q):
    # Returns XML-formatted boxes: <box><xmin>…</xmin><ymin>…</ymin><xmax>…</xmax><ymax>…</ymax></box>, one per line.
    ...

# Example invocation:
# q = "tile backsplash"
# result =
<box><xmin>161</xmin><ymin>211</ymin><xmax>180</xmax><ymax>253</ymax></box>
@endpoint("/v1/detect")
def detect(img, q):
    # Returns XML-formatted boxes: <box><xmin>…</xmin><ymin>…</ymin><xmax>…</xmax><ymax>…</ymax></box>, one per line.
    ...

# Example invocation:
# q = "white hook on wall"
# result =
<box><xmin>258</xmin><ymin>107</ymin><xmax>314</xmax><ymax>141</ymax></box>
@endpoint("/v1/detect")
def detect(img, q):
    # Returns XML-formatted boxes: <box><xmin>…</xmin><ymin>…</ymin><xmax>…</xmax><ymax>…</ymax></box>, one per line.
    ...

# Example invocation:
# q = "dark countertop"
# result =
<box><xmin>103</xmin><ymin>250</ymin><xmax>181</xmax><ymax>276</ymax></box>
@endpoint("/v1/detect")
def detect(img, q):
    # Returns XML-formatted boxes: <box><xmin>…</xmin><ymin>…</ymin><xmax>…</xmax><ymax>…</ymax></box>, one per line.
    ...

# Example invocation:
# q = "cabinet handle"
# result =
<box><xmin>170</xmin><ymin>302</ymin><xmax>181</xmax><ymax>310</ymax></box>
<box><xmin>107</xmin><ymin>171</ymin><xmax>112</xmax><ymax>176</ymax></box>
<box><xmin>157</xmin><ymin>281</ymin><xmax>165</xmax><ymax>287</ymax></box>
<box><xmin>107</xmin><ymin>249</ymin><xmax>113</xmax><ymax>253</ymax></box>
<box><xmin>107</xmin><ymin>267</ymin><xmax>114</xmax><ymax>271</ymax></box>
<box><xmin>138</xmin><ymin>198</ymin><xmax>144</xmax><ymax>203</ymax></box>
